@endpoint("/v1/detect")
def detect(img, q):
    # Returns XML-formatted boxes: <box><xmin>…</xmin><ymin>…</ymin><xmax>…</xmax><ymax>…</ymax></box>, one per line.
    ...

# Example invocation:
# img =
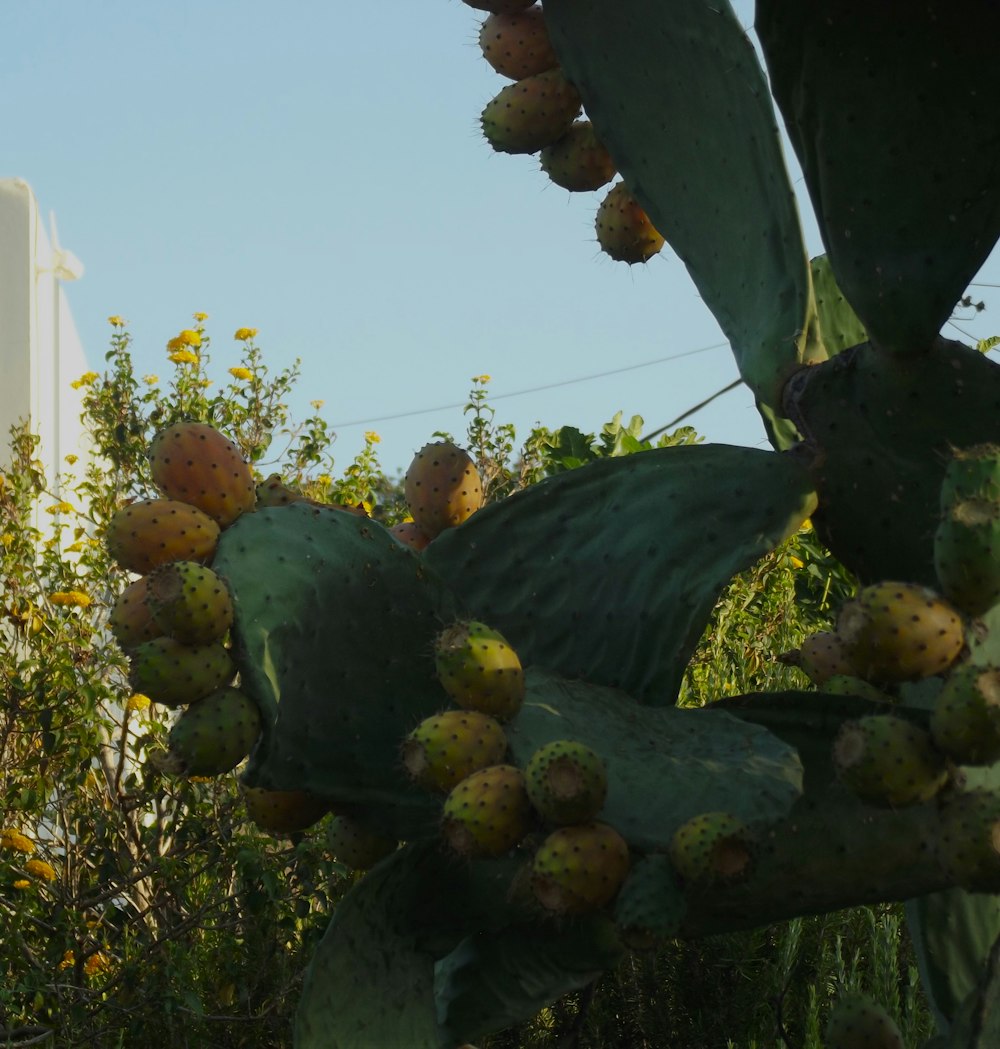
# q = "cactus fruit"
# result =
<box><xmin>148</xmin><ymin>421</ymin><xmax>256</xmax><ymax>528</ymax></box>
<box><xmin>822</xmin><ymin>675</ymin><xmax>893</xmax><ymax>704</ymax></box>
<box><xmin>241</xmin><ymin>786</ymin><xmax>331</xmax><ymax>835</ymax></box>
<box><xmin>939</xmin><ymin>443</ymin><xmax>1000</xmax><ymax>506</ymax></box>
<box><xmin>440</xmin><ymin>764</ymin><xmax>533</xmax><ymax>858</ymax></box>
<box><xmin>109</xmin><ymin>576</ymin><xmax>160</xmax><ymax>650</ymax></box>
<box><xmin>530</xmin><ymin>822</ymin><xmax>630</xmax><ymax>916</ymax></box>
<box><xmin>824</xmin><ymin>993</ymin><xmax>905</xmax><ymax>1049</ymax></box>
<box><xmin>929</xmin><ymin>664</ymin><xmax>1000</xmax><ymax>765</ymax></box>
<box><xmin>778</xmin><ymin>630</ymin><xmax>855</xmax><ymax>686</ymax></box>
<box><xmin>480</xmin><ymin>68</ymin><xmax>582</xmax><ymax>156</ymax></box>
<box><xmin>403</xmin><ymin>441</ymin><xmax>484</xmax><ymax>540</ymax></box>
<box><xmin>434</xmin><ymin>620</ymin><xmax>525</xmax><ymax>720</ymax></box>
<box><xmin>667</xmin><ymin>812</ymin><xmax>754</xmax><ymax>886</ymax></box>
<box><xmin>936</xmin><ymin>788</ymin><xmax>1000</xmax><ymax>892</ymax></box>
<box><xmin>832</xmin><ymin>714</ymin><xmax>949</xmax><ymax>808</ymax></box>
<box><xmin>326</xmin><ymin>815</ymin><xmax>397</xmax><ymax>871</ymax></box>
<box><xmin>836</xmin><ymin>582</ymin><xmax>964</xmax><ymax>684</ymax></box>
<box><xmin>401</xmin><ymin>710</ymin><xmax>509</xmax><ymax>793</ymax></box>
<box><xmin>255</xmin><ymin>473</ymin><xmax>303</xmax><ymax>508</ymax></box>
<box><xmin>128</xmin><ymin>637</ymin><xmax>235</xmax><ymax>708</ymax></box>
<box><xmin>106</xmin><ymin>498</ymin><xmax>221</xmax><ymax>575</ymax></box>
<box><xmin>934</xmin><ymin>496</ymin><xmax>1000</xmax><ymax>617</ymax></box>
<box><xmin>525</xmin><ymin>740</ymin><xmax>608</xmax><ymax>825</ymax></box>
<box><xmin>146</xmin><ymin>560</ymin><xmax>234</xmax><ymax>645</ymax></box>
<box><xmin>165</xmin><ymin>686</ymin><xmax>262</xmax><ymax>776</ymax></box>
<box><xmin>540</xmin><ymin>121</ymin><xmax>617</xmax><ymax>193</ymax></box>
<box><xmin>389</xmin><ymin>520</ymin><xmax>432</xmax><ymax>553</ymax></box>
<box><xmin>595</xmin><ymin>182</ymin><xmax>665</xmax><ymax>265</ymax></box>
<box><xmin>479</xmin><ymin>8</ymin><xmax>557</xmax><ymax>81</ymax></box>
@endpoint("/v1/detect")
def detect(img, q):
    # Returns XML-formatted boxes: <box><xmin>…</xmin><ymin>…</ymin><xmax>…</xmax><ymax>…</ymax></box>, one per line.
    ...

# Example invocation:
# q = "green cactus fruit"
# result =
<box><xmin>403</xmin><ymin>441</ymin><xmax>484</xmax><ymax>541</ymax></box>
<box><xmin>595</xmin><ymin>182</ymin><xmax>665</xmax><ymax>265</ymax></box>
<box><xmin>667</xmin><ymin>812</ymin><xmax>754</xmax><ymax>887</ymax></box>
<box><xmin>824</xmin><ymin>993</ymin><xmax>904</xmax><ymax>1049</ymax></box>
<box><xmin>109</xmin><ymin>576</ymin><xmax>160</xmax><ymax>650</ymax></box>
<box><xmin>326</xmin><ymin>815</ymin><xmax>397</xmax><ymax>871</ymax></box>
<box><xmin>434</xmin><ymin>620</ymin><xmax>525</xmax><ymax>720</ymax></box>
<box><xmin>389</xmin><ymin>520</ymin><xmax>431</xmax><ymax>552</ymax></box>
<box><xmin>479</xmin><ymin>7</ymin><xmax>557</xmax><ymax>81</ymax></box>
<box><xmin>836</xmin><ymin>581</ymin><xmax>965</xmax><ymax>684</ymax></box>
<box><xmin>480</xmin><ymin>67</ymin><xmax>582</xmax><ymax>156</ymax></box>
<box><xmin>401</xmin><ymin>710</ymin><xmax>508</xmax><ymax>793</ymax></box>
<box><xmin>934</xmin><ymin>496</ymin><xmax>1000</xmax><ymax>617</ymax></box>
<box><xmin>939</xmin><ymin>443</ymin><xmax>1000</xmax><ymax>506</ymax></box>
<box><xmin>778</xmin><ymin>630</ymin><xmax>855</xmax><ymax>686</ymax></box>
<box><xmin>525</xmin><ymin>740</ymin><xmax>608</xmax><ymax>825</ymax></box>
<box><xmin>540</xmin><ymin>120</ymin><xmax>617</xmax><ymax>193</ymax></box>
<box><xmin>255</xmin><ymin>473</ymin><xmax>302</xmax><ymax>507</ymax></box>
<box><xmin>241</xmin><ymin>786</ymin><xmax>331</xmax><ymax>835</ymax></box>
<box><xmin>128</xmin><ymin>637</ymin><xmax>235</xmax><ymax>708</ymax></box>
<box><xmin>440</xmin><ymin>764</ymin><xmax>533</xmax><ymax>858</ymax></box>
<box><xmin>463</xmin><ymin>0</ymin><xmax>534</xmax><ymax>12</ymax></box>
<box><xmin>822</xmin><ymin>675</ymin><xmax>894</xmax><ymax>704</ymax></box>
<box><xmin>832</xmin><ymin>714</ymin><xmax>949</xmax><ymax>808</ymax></box>
<box><xmin>936</xmin><ymin>788</ymin><xmax>1000</xmax><ymax>892</ymax></box>
<box><xmin>929</xmin><ymin>663</ymin><xmax>1000</xmax><ymax>765</ymax></box>
<box><xmin>530</xmin><ymin>821</ymin><xmax>630</xmax><ymax>916</ymax></box>
<box><xmin>165</xmin><ymin>686</ymin><xmax>262</xmax><ymax>777</ymax></box>
<box><xmin>146</xmin><ymin>560</ymin><xmax>234</xmax><ymax>645</ymax></box>
<box><xmin>106</xmin><ymin>498</ymin><xmax>220</xmax><ymax>575</ymax></box>
<box><xmin>148</xmin><ymin>421</ymin><xmax>256</xmax><ymax>528</ymax></box>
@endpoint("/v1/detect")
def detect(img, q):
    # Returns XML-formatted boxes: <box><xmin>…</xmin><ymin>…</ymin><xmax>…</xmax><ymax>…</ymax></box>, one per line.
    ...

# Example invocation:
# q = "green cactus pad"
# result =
<box><xmin>214</xmin><ymin>504</ymin><xmax>461</xmax><ymax>839</ymax></box>
<box><xmin>757</xmin><ymin>1</ymin><xmax>1000</xmax><ymax>357</ymax></box>
<box><xmin>809</xmin><ymin>254</ymin><xmax>867</xmax><ymax>359</ymax></box>
<box><xmin>325</xmin><ymin>814</ymin><xmax>397</xmax><ymax>872</ymax></box>
<box><xmin>426</xmin><ymin>443</ymin><xmax>816</xmax><ymax>705</ymax></box>
<box><xmin>543</xmin><ymin>0</ymin><xmax>821</xmax><ymax>427</ymax></box>
<box><xmin>614</xmin><ymin>853</ymin><xmax>687</xmax><ymax>948</ymax></box>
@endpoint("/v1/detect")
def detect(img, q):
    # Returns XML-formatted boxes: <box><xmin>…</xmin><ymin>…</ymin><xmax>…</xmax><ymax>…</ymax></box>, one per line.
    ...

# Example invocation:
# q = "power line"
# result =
<box><xmin>642</xmin><ymin>378</ymin><xmax>744</xmax><ymax>442</ymax></box>
<box><xmin>329</xmin><ymin>342</ymin><xmax>729</xmax><ymax>429</ymax></box>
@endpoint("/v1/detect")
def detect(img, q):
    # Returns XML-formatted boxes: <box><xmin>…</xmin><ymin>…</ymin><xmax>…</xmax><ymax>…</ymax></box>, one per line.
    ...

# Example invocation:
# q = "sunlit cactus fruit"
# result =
<box><xmin>146</xmin><ymin>560</ymin><xmax>234</xmax><ymax>645</ymax></box>
<box><xmin>929</xmin><ymin>663</ymin><xmax>1000</xmax><ymax>765</ymax></box>
<box><xmin>326</xmin><ymin>815</ymin><xmax>397</xmax><ymax>871</ymax></box>
<box><xmin>778</xmin><ymin>630</ymin><xmax>855</xmax><ymax>686</ymax></box>
<box><xmin>525</xmin><ymin>740</ymin><xmax>608</xmax><ymax>825</ymax></box>
<box><xmin>434</xmin><ymin>620</ymin><xmax>525</xmax><ymax>720</ymax></box>
<box><xmin>595</xmin><ymin>182</ymin><xmax>665</xmax><ymax>265</ymax></box>
<box><xmin>389</xmin><ymin>520</ymin><xmax>432</xmax><ymax>552</ymax></box>
<box><xmin>832</xmin><ymin>714</ymin><xmax>949</xmax><ymax>808</ymax></box>
<box><xmin>540</xmin><ymin>120</ymin><xmax>617</xmax><ymax>192</ymax></box>
<box><xmin>938</xmin><ymin>443</ymin><xmax>1000</xmax><ymax>506</ymax></box>
<box><xmin>530</xmin><ymin>821</ymin><xmax>630</xmax><ymax>915</ymax></box>
<box><xmin>479</xmin><ymin>7</ymin><xmax>557</xmax><ymax>81</ymax></box>
<box><xmin>824</xmin><ymin>993</ymin><xmax>905</xmax><ymax>1049</ymax></box>
<box><xmin>241</xmin><ymin>785</ymin><xmax>332</xmax><ymax>835</ymax></box>
<box><xmin>255</xmin><ymin>473</ymin><xmax>303</xmax><ymax>508</ymax></box>
<box><xmin>480</xmin><ymin>67</ymin><xmax>582</xmax><ymax>155</ymax></box>
<box><xmin>836</xmin><ymin>581</ymin><xmax>965</xmax><ymax>684</ymax></box>
<box><xmin>149</xmin><ymin>421</ymin><xmax>256</xmax><ymax>528</ymax></box>
<box><xmin>401</xmin><ymin>709</ymin><xmax>509</xmax><ymax>793</ymax></box>
<box><xmin>667</xmin><ymin>812</ymin><xmax>754</xmax><ymax>887</ymax></box>
<box><xmin>106</xmin><ymin>498</ymin><xmax>220</xmax><ymax>575</ymax></box>
<box><xmin>937</xmin><ymin>788</ymin><xmax>1000</xmax><ymax>893</ymax></box>
<box><xmin>128</xmin><ymin>636</ymin><xmax>235</xmax><ymax>708</ymax></box>
<box><xmin>164</xmin><ymin>686</ymin><xmax>262</xmax><ymax>777</ymax></box>
<box><xmin>440</xmin><ymin>764</ymin><xmax>533</xmax><ymax>858</ymax></box>
<box><xmin>404</xmin><ymin>441</ymin><xmax>484</xmax><ymax>540</ymax></box>
<box><xmin>109</xmin><ymin>575</ymin><xmax>160</xmax><ymax>650</ymax></box>
<box><xmin>934</xmin><ymin>495</ymin><xmax>1000</xmax><ymax>618</ymax></box>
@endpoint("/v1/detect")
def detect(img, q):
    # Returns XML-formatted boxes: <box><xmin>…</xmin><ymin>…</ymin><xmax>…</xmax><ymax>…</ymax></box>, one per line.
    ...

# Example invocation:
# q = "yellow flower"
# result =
<box><xmin>192</xmin><ymin>311</ymin><xmax>209</xmax><ymax>322</ymax></box>
<box><xmin>46</xmin><ymin>502</ymin><xmax>76</xmax><ymax>514</ymax></box>
<box><xmin>364</xmin><ymin>431</ymin><xmax>381</xmax><ymax>445</ymax></box>
<box><xmin>799</xmin><ymin>518</ymin><xmax>812</xmax><ymax>532</ymax></box>
<box><xmin>187</xmin><ymin>775</ymin><xmax>213</xmax><ymax>783</ymax></box>
<box><xmin>12</xmin><ymin>879</ymin><xmax>31</xmax><ymax>890</ymax></box>
<box><xmin>70</xmin><ymin>371</ymin><xmax>99</xmax><ymax>390</ymax></box>
<box><xmin>233</xmin><ymin>327</ymin><xmax>258</xmax><ymax>341</ymax></box>
<box><xmin>473</xmin><ymin>374</ymin><xmax>491</xmax><ymax>384</ymax></box>
<box><xmin>198</xmin><ymin>379</ymin><xmax>212</xmax><ymax>388</ymax></box>
<box><xmin>24</xmin><ymin>859</ymin><xmax>56</xmax><ymax>882</ymax></box>
<box><xmin>58</xmin><ymin>950</ymin><xmax>75</xmax><ymax>971</ymax></box>
<box><xmin>64</xmin><ymin>541</ymin><xmax>84</xmax><ymax>553</ymax></box>
<box><xmin>1</xmin><ymin>829</ymin><xmax>35</xmax><ymax>854</ymax></box>
<box><xmin>126</xmin><ymin>693</ymin><xmax>151</xmax><ymax>713</ymax></box>
<box><xmin>84</xmin><ymin>951</ymin><xmax>112</xmax><ymax>976</ymax></box>
<box><xmin>315</xmin><ymin>474</ymin><xmax>332</xmax><ymax>486</ymax></box>
<box><xmin>107</xmin><ymin>315</ymin><xmax>125</xmax><ymax>327</ymax></box>
<box><xmin>177</xmin><ymin>329</ymin><xmax>202</xmax><ymax>348</ymax></box>
<box><xmin>168</xmin><ymin>349</ymin><xmax>200</xmax><ymax>365</ymax></box>
<box><xmin>789</xmin><ymin>556</ymin><xmax>804</xmax><ymax>569</ymax></box>
<box><xmin>229</xmin><ymin>366</ymin><xmax>253</xmax><ymax>381</ymax></box>
<box><xmin>50</xmin><ymin>591</ymin><xmax>92</xmax><ymax>608</ymax></box>
<box><xmin>143</xmin><ymin>374</ymin><xmax>159</xmax><ymax>385</ymax></box>
<box><xmin>1</xmin><ymin>533</ymin><xmax>15</xmax><ymax>547</ymax></box>
<box><xmin>64</xmin><ymin>453</ymin><xmax>78</xmax><ymax>465</ymax></box>
<box><xmin>310</xmin><ymin>399</ymin><xmax>325</xmax><ymax>411</ymax></box>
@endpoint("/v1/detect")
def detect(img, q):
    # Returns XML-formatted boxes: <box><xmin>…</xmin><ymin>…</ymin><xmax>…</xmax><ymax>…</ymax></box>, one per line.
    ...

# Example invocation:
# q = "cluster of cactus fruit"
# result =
<box><xmin>100</xmin><ymin>0</ymin><xmax>1000</xmax><ymax>1045</ymax></box>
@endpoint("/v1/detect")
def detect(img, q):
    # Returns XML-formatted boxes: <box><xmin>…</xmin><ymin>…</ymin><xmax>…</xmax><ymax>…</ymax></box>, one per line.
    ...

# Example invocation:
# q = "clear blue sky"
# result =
<box><xmin>3</xmin><ymin>1</ymin><xmax>997</xmax><ymax>477</ymax></box>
